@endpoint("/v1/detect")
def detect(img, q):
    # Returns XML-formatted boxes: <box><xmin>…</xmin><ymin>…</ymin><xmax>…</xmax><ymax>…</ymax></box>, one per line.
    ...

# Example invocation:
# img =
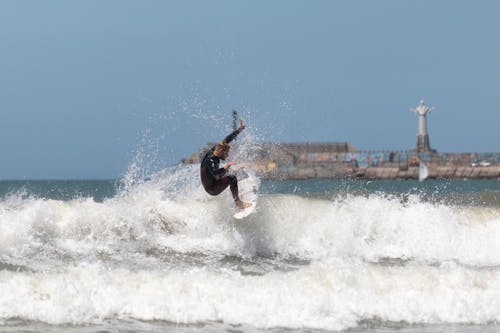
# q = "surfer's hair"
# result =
<box><xmin>215</xmin><ymin>142</ymin><xmax>230</xmax><ymax>152</ymax></box>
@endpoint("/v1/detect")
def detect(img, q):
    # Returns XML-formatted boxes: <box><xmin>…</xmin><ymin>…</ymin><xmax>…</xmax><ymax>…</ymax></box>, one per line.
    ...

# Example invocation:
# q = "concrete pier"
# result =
<box><xmin>359</xmin><ymin>165</ymin><xmax>500</xmax><ymax>180</ymax></box>
<box><xmin>183</xmin><ymin>142</ymin><xmax>500</xmax><ymax>180</ymax></box>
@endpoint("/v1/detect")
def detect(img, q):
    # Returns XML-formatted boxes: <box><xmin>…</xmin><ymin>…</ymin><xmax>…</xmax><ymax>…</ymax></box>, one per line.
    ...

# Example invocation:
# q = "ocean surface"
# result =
<box><xmin>1</xmin><ymin>166</ymin><xmax>499</xmax><ymax>333</ymax></box>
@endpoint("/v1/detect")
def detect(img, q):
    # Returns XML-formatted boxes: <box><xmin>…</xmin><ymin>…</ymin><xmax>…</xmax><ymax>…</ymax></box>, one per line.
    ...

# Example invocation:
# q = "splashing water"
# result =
<box><xmin>1</xmin><ymin>104</ymin><xmax>500</xmax><ymax>331</ymax></box>
<box><xmin>1</xmin><ymin>162</ymin><xmax>500</xmax><ymax>331</ymax></box>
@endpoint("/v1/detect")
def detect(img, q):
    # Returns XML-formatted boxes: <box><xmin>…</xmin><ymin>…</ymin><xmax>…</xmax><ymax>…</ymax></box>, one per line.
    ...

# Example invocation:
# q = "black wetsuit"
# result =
<box><xmin>200</xmin><ymin>128</ymin><xmax>243</xmax><ymax>201</ymax></box>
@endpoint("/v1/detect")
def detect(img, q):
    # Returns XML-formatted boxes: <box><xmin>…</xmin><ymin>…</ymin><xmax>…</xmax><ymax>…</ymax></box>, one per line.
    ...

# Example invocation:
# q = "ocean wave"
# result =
<box><xmin>1</xmin><ymin>170</ymin><xmax>500</xmax><ymax>270</ymax></box>
<box><xmin>1</xmin><ymin>261</ymin><xmax>500</xmax><ymax>330</ymax></box>
<box><xmin>1</xmin><ymin>167</ymin><xmax>500</xmax><ymax>330</ymax></box>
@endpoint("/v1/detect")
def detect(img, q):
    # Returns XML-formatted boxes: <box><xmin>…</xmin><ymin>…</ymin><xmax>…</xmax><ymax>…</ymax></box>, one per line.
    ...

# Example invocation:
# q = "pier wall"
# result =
<box><xmin>184</xmin><ymin>143</ymin><xmax>500</xmax><ymax>180</ymax></box>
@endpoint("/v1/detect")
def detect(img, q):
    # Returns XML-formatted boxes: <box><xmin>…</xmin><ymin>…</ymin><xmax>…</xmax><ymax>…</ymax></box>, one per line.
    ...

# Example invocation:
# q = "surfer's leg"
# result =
<box><xmin>210</xmin><ymin>176</ymin><xmax>250</xmax><ymax>209</ymax></box>
<box><xmin>226</xmin><ymin>175</ymin><xmax>239</xmax><ymax>201</ymax></box>
<box><xmin>228</xmin><ymin>175</ymin><xmax>252</xmax><ymax>209</ymax></box>
<box><xmin>206</xmin><ymin>176</ymin><xmax>234</xmax><ymax>196</ymax></box>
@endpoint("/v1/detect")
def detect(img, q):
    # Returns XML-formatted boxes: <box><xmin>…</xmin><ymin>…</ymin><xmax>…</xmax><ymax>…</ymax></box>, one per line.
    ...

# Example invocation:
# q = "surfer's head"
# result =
<box><xmin>214</xmin><ymin>142</ymin><xmax>230</xmax><ymax>160</ymax></box>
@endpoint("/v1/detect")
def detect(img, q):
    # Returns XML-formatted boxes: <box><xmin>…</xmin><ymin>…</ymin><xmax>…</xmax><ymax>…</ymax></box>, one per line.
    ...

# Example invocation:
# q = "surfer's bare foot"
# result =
<box><xmin>235</xmin><ymin>200</ymin><xmax>251</xmax><ymax>209</ymax></box>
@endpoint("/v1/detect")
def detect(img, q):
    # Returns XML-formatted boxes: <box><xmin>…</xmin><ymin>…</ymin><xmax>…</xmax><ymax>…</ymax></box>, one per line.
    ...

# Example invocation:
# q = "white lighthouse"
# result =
<box><xmin>411</xmin><ymin>100</ymin><xmax>435</xmax><ymax>153</ymax></box>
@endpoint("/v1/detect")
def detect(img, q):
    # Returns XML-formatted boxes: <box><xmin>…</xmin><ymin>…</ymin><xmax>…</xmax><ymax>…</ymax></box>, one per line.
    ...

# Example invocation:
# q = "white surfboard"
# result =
<box><xmin>233</xmin><ymin>173</ymin><xmax>258</xmax><ymax>219</ymax></box>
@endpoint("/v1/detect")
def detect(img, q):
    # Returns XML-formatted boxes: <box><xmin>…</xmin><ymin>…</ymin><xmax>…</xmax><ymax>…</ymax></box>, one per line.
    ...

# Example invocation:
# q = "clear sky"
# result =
<box><xmin>1</xmin><ymin>1</ymin><xmax>499</xmax><ymax>179</ymax></box>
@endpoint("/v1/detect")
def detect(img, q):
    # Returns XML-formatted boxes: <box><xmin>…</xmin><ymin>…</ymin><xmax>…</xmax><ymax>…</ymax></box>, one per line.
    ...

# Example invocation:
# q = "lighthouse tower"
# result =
<box><xmin>411</xmin><ymin>100</ymin><xmax>435</xmax><ymax>153</ymax></box>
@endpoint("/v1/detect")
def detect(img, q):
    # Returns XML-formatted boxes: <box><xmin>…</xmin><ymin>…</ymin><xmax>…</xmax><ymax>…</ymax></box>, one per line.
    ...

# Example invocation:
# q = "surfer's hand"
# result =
<box><xmin>233</xmin><ymin>164</ymin><xmax>245</xmax><ymax>171</ymax></box>
<box><xmin>225</xmin><ymin>162</ymin><xmax>236</xmax><ymax>170</ymax></box>
<box><xmin>239</xmin><ymin>118</ymin><xmax>246</xmax><ymax>130</ymax></box>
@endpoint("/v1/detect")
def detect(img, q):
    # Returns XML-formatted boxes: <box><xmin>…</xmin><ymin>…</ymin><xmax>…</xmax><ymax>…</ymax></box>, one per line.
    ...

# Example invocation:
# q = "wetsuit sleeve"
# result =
<box><xmin>222</xmin><ymin>127</ymin><xmax>244</xmax><ymax>144</ymax></box>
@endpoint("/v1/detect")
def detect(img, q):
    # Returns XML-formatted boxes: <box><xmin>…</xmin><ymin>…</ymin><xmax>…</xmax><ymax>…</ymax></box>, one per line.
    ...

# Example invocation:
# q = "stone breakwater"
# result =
<box><xmin>211</xmin><ymin>163</ymin><xmax>500</xmax><ymax>180</ymax></box>
<box><xmin>254</xmin><ymin>162</ymin><xmax>500</xmax><ymax>180</ymax></box>
<box><xmin>360</xmin><ymin>165</ymin><xmax>500</xmax><ymax>180</ymax></box>
<box><xmin>184</xmin><ymin>142</ymin><xmax>500</xmax><ymax>180</ymax></box>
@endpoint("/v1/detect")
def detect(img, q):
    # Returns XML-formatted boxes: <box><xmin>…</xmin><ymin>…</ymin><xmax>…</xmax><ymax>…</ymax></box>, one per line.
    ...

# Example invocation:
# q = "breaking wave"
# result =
<box><xmin>1</xmin><ymin>165</ymin><xmax>500</xmax><ymax>330</ymax></box>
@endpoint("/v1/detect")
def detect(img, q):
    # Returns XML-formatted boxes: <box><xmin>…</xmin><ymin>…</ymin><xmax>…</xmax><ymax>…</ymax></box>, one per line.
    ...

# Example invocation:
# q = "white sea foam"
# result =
<box><xmin>252</xmin><ymin>194</ymin><xmax>500</xmax><ymax>266</ymax></box>
<box><xmin>1</xmin><ymin>167</ymin><xmax>500</xmax><ymax>329</ymax></box>
<box><xmin>2</xmin><ymin>182</ymin><xmax>500</xmax><ymax>268</ymax></box>
<box><xmin>1</xmin><ymin>261</ymin><xmax>500</xmax><ymax>330</ymax></box>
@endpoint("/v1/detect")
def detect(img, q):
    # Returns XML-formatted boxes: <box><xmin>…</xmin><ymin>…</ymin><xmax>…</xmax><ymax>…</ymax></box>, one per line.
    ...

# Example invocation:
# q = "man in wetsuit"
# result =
<box><xmin>200</xmin><ymin>119</ymin><xmax>251</xmax><ymax>209</ymax></box>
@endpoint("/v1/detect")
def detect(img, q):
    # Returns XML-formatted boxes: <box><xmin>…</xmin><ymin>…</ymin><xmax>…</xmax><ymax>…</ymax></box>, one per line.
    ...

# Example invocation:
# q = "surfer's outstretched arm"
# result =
<box><xmin>201</xmin><ymin>119</ymin><xmax>245</xmax><ymax>166</ymax></box>
<box><xmin>222</xmin><ymin>119</ymin><xmax>246</xmax><ymax>144</ymax></box>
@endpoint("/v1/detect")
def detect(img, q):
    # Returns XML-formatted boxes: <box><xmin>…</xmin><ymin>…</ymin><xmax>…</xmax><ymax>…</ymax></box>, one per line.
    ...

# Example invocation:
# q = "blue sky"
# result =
<box><xmin>1</xmin><ymin>1</ymin><xmax>499</xmax><ymax>179</ymax></box>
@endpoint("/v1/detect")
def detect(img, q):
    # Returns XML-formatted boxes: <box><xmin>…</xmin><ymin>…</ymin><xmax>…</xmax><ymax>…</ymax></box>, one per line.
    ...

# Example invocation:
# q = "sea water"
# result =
<box><xmin>0</xmin><ymin>168</ymin><xmax>499</xmax><ymax>333</ymax></box>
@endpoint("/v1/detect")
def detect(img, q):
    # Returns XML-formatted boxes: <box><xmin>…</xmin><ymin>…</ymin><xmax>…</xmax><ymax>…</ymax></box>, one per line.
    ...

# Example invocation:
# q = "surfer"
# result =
<box><xmin>200</xmin><ymin>118</ymin><xmax>252</xmax><ymax>209</ymax></box>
